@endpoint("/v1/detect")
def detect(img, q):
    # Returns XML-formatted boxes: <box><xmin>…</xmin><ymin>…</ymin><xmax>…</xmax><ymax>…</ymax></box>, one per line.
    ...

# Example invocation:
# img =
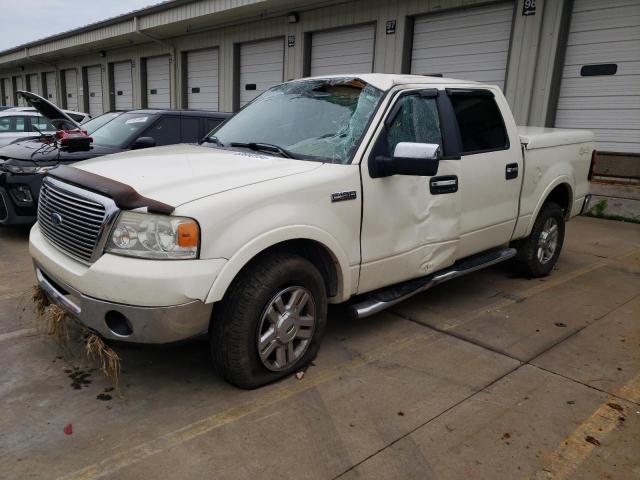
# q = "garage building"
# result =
<box><xmin>0</xmin><ymin>0</ymin><xmax>637</xmax><ymax>175</ymax></box>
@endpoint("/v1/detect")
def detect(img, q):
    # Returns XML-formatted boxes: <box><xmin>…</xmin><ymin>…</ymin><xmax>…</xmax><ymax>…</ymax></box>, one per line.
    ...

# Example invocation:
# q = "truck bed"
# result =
<box><xmin>518</xmin><ymin>126</ymin><xmax>594</xmax><ymax>150</ymax></box>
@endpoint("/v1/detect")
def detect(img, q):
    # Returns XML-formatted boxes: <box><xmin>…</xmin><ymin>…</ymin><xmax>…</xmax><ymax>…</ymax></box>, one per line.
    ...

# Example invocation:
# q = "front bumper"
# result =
<box><xmin>35</xmin><ymin>264</ymin><xmax>213</xmax><ymax>344</ymax></box>
<box><xmin>0</xmin><ymin>172</ymin><xmax>43</xmax><ymax>225</ymax></box>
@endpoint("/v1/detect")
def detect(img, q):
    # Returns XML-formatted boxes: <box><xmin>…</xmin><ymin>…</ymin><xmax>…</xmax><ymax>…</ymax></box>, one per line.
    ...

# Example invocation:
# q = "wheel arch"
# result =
<box><xmin>206</xmin><ymin>226</ymin><xmax>352</xmax><ymax>305</ymax></box>
<box><xmin>524</xmin><ymin>177</ymin><xmax>574</xmax><ymax>237</ymax></box>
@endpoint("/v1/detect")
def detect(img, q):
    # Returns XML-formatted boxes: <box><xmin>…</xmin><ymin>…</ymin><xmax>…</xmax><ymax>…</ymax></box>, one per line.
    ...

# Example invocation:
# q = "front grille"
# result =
<box><xmin>37</xmin><ymin>178</ymin><xmax>108</xmax><ymax>263</ymax></box>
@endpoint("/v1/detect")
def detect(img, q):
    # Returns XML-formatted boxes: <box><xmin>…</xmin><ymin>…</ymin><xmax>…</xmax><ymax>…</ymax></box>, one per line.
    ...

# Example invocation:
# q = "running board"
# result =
<box><xmin>351</xmin><ymin>248</ymin><xmax>517</xmax><ymax>318</ymax></box>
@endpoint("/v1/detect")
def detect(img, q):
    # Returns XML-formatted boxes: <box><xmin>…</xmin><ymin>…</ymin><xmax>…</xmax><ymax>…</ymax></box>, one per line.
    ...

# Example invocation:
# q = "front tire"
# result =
<box><xmin>211</xmin><ymin>252</ymin><xmax>327</xmax><ymax>389</ymax></box>
<box><xmin>513</xmin><ymin>202</ymin><xmax>565</xmax><ymax>277</ymax></box>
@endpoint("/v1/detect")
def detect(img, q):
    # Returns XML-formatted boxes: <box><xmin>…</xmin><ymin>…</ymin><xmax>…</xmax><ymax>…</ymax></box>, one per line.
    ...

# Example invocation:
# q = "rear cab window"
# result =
<box><xmin>448</xmin><ymin>90</ymin><xmax>509</xmax><ymax>154</ymax></box>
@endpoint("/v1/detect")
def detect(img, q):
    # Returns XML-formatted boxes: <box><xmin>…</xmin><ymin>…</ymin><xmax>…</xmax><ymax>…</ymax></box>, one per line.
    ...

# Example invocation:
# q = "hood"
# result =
<box><xmin>74</xmin><ymin>144</ymin><xmax>323</xmax><ymax>206</ymax></box>
<box><xmin>0</xmin><ymin>139</ymin><xmax>121</xmax><ymax>162</ymax></box>
<box><xmin>17</xmin><ymin>91</ymin><xmax>80</xmax><ymax>130</ymax></box>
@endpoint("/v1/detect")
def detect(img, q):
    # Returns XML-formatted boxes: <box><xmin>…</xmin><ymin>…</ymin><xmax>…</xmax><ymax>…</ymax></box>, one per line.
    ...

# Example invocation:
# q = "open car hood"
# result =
<box><xmin>17</xmin><ymin>91</ymin><xmax>80</xmax><ymax>130</ymax></box>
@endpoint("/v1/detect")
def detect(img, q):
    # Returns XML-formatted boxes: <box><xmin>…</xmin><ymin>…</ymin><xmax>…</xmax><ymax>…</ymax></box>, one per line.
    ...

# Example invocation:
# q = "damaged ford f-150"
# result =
<box><xmin>30</xmin><ymin>74</ymin><xmax>595</xmax><ymax>388</ymax></box>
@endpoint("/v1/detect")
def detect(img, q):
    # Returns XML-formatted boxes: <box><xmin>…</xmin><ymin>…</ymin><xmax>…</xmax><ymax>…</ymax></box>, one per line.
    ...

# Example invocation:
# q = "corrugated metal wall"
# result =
<box><xmin>0</xmin><ymin>0</ymin><xmax>571</xmax><ymax>132</ymax></box>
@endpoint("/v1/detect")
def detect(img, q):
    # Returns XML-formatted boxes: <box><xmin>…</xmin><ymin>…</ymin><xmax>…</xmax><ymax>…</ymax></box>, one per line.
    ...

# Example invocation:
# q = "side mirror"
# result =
<box><xmin>131</xmin><ymin>136</ymin><xmax>155</xmax><ymax>150</ymax></box>
<box><xmin>373</xmin><ymin>142</ymin><xmax>440</xmax><ymax>177</ymax></box>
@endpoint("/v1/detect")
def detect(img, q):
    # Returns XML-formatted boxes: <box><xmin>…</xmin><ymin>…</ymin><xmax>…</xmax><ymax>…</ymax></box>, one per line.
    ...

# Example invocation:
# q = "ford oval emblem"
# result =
<box><xmin>51</xmin><ymin>212</ymin><xmax>63</xmax><ymax>226</ymax></box>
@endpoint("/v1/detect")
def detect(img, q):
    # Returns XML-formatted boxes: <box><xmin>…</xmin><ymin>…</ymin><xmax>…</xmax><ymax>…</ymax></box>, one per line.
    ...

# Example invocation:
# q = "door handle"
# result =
<box><xmin>506</xmin><ymin>163</ymin><xmax>519</xmax><ymax>180</ymax></box>
<box><xmin>430</xmin><ymin>175</ymin><xmax>458</xmax><ymax>194</ymax></box>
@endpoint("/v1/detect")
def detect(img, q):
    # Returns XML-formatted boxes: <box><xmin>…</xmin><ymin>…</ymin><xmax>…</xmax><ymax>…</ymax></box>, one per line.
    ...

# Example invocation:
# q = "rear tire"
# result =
<box><xmin>210</xmin><ymin>252</ymin><xmax>327</xmax><ymax>389</ymax></box>
<box><xmin>512</xmin><ymin>202</ymin><xmax>565</xmax><ymax>278</ymax></box>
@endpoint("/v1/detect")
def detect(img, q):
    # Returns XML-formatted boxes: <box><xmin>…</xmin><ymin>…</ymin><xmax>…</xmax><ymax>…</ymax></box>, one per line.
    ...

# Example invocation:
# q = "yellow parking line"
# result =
<box><xmin>530</xmin><ymin>373</ymin><xmax>640</xmax><ymax>479</ymax></box>
<box><xmin>58</xmin><ymin>333</ymin><xmax>430</xmax><ymax>480</ymax></box>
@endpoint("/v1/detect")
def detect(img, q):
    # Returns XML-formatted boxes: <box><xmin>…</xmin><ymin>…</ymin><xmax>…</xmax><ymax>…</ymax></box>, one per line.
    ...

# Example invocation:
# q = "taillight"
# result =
<box><xmin>588</xmin><ymin>150</ymin><xmax>597</xmax><ymax>181</ymax></box>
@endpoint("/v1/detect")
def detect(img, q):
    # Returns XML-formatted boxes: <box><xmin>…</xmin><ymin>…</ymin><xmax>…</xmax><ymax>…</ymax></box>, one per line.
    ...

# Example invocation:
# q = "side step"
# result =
<box><xmin>351</xmin><ymin>247</ymin><xmax>517</xmax><ymax>318</ymax></box>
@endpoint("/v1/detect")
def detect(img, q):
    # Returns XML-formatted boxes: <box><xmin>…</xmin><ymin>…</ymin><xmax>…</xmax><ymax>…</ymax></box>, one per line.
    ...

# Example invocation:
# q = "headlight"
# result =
<box><xmin>105</xmin><ymin>211</ymin><xmax>200</xmax><ymax>260</ymax></box>
<box><xmin>0</xmin><ymin>164</ymin><xmax>56</xmax><ymax>174</ymax></box>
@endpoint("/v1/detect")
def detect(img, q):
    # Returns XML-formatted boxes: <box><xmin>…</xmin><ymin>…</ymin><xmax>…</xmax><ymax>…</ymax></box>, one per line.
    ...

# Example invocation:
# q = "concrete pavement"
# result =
<box><xmin>0</xmin><ymin>216</ymin><xmax>639</xmax><ymax>480</ymax></box>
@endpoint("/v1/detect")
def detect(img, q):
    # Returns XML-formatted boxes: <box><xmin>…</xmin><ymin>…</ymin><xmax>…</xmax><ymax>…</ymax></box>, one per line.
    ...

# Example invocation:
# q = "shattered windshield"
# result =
<box><xmin>209</xmin><ymin>78</ymin><xmax>384</xmax><ymax>164</ymax></box>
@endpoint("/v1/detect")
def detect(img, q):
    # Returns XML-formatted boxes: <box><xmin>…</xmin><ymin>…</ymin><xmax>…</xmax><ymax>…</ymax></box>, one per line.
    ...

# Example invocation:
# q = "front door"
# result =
<box><xmin>359</xmin><ymin>88</ymin><xmax>462</xmax><ymax>293</ymax></box>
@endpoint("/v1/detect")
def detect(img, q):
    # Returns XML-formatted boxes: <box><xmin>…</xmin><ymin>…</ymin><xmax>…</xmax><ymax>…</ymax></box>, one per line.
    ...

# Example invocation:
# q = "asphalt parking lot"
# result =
<box><xmin>1</xmin><ymin>216</ymin><xmax>639</xmax><ymax>480</ymax></box>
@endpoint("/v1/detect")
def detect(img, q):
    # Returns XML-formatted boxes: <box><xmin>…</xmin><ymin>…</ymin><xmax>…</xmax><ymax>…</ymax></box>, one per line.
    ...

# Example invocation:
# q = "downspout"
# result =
<box><xmin>133</xmin><ymin>16</ymin><xmax>178</xmax><ymax>108</ymax></box>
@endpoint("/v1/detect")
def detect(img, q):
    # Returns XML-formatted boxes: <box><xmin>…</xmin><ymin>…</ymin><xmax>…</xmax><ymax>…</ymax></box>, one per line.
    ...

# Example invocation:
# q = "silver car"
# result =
<box><xmin>0</xmin><ymin>106</ymin><xmax>90</xmax><ymax>147</ymax></box>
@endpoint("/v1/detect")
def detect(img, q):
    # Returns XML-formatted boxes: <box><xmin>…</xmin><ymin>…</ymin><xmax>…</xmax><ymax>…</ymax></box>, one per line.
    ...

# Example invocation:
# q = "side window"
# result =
<box><xmin>15</xmin><ymin>116</ymin><xmax>26</xmax><ymax>132</ymax></box>
<box><xmin>0</xmin><ymin>116</ymin><xmax>27</xmax><ymax>132</ymax></box>
<box><xmin>30</xmin><ymin>116</ymin><xmax>55</xmax><ymax>132</ymax></box>
<box><xmin>181</xmin><ymin>117</ymin><xmax>201</xmax><ymax>143</ymax></box>
<box><xmin>385</xmin><ymin>95</ymin><xmax>442</xmax><ymax>156</ymax></box>
<box><xmin>143</xmin><ymin>116</ymin><xmax>181</xmax><ymax>146</ymax></box>
<box><xmin>0</xmin><ymin>117</ymin><xmax>11</xmax><ymax>131</ymax></box>
<box><xmin>449</xmin><ymin>94</ymin><xmax>508</xmax><ymax>153</ymax></box>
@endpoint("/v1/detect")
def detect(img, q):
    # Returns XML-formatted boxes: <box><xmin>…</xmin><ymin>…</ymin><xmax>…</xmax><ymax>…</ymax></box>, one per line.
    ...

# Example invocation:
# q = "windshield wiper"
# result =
<box><xmin>229</xmin><ymin>142</ymin><xmax>297</xmax><ymax>159</ymax></box>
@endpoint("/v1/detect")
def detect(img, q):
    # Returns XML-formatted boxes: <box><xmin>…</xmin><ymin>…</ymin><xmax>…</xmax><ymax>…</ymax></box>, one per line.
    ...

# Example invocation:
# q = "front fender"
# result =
<box><xmin>205</xmin><ymin>225</ymin><xmax>354</xmax><ymax>304</ymax></box>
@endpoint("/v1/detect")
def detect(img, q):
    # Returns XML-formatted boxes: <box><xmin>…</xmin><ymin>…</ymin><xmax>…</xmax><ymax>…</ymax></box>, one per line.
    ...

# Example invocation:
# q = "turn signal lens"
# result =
<box><xmin>177</xmin><ymin>222</ymin><xmax>199</xmax><ymax>248</ymax></box>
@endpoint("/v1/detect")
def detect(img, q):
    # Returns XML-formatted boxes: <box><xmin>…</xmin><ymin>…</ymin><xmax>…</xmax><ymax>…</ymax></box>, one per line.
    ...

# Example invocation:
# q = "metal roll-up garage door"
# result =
<box><xmin>27</xmin><ymin>73</ymin><xmax>40</xmax><ymax>95</ymax></box>
<box><xmin>86</xmin><ymin>66</ymin><xmax>103</xmax><ymax>116</ymax></box>
<box><xmin>1</xmin><ymin>78</ymin><xmax>10</xmax><ymax>105</ymax></box>
<box><xmin>555</xmin><ymin>0</ymin><xmax>640</xmax><ymax>154</ymax></box>
<box><xmin>310</xmin><ymin>24</ymin><xmax>375</xmax><ymax>76</ymax></box>
<box><xmin>239</xmin><ymin>38</ymin><xmax>284</xmax><ymax>108</ymax></box>
<box><xmin>186</xmin><ymin>48</ymin><xmax>219</xmax><ymax>110</ymax></box>
<box><xmin>146</xmin><ymin>55</ymin><xmax>171</xmax><ymax>108</ymax></box>
<box><xmin>14</xmin><ymin>76</ymin><xmax>24</xmax><ymax>105</ymax></box>
<box><xmin>44</xmin><ymin>72</ymin><xmax>57</xmax><ymax>104</ymax></box>
<box><xmin>411</xmin><ymin>2</ymin><xmax>514</xmax><ymax>90</ymax></box>
<box><xmin>63</xmin><ymin>69</ymin><xmax>78</xmax><ymax>111</ymax></box>
<box><xmin>113</xmin><ymin>61</ymin><xmax>133</xmax><ymax>110</ymax></box>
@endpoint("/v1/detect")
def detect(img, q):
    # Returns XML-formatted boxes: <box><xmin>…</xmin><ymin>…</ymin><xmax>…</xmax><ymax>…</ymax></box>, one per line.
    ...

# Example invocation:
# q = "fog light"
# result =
<box><xmin>104</xmin><ymin>310</ymin><xmax>133</xmax><ymax>336</ymax></box>
<box><xmin>10</xmin><ymin>185</ymin><xmax>33</xmax><ymax>205</ymax></box>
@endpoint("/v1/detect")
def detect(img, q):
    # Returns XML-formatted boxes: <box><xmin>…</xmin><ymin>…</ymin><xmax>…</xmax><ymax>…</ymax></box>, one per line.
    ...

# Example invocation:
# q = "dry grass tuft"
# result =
<box><xmin>46</xmin><ymin>304</ymin><xmax>69</xmax><ymax>338</ymax></box>
<box><xmin>31</xmin><ymin>285</ymin><xmax>123</xmax><ymax>394</ymax></box>
<box><xmin>85</xmin><ymin>334</ymin><xmax>121</xmax><ymax>393</ymax></box>
<box><xmin>32</xmin><ymin>285</ymin><xmax>51</xmax><ymax>317</ymax></box>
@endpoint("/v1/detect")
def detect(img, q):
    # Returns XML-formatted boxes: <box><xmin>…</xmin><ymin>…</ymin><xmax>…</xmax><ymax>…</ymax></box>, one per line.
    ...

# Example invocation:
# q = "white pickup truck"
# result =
<box><xmin>30</xmin><ymin>74</ymin><xmax>595</xmax><ymax>388</ymax></box>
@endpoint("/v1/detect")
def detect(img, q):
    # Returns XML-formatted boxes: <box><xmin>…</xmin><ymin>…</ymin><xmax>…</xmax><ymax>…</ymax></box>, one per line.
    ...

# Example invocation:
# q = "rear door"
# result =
<box><xmin>359</xmin><ymin>88</ymin><xmax>462</xmax><ymax>293</ymax></box>
<box><xmin>448</xmin><ymin>88</ymin><xmax>522</xmax><ymax>257</ymax></box>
